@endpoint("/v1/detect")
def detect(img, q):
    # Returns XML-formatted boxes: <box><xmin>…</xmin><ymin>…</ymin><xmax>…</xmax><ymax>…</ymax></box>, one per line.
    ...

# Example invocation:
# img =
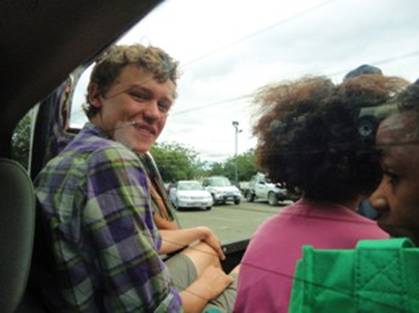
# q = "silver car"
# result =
<box><xmin>202</xmin><ymin>176</ymin><xmax>242</xmax><ymax>205</ymax></box>
<box><xmin>169</xmin><ymin>180</ymin><xmax>213</xmax><ymax>211</ymax></box>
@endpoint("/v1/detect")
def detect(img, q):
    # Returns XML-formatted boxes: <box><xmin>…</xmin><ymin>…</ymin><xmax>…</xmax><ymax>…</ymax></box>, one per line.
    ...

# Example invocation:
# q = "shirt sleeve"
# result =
<box><xmin>83</xmin><ymin>144</ymin><xmax>183</xmax><ymax>312</ymax></box>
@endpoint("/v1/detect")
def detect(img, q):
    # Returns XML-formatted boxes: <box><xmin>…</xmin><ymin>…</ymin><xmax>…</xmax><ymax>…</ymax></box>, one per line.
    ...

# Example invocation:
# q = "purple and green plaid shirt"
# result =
<box><xmin>35</xmin><ymin>123</ymin><xmax>182</xmax><ymax>312</ymax></box>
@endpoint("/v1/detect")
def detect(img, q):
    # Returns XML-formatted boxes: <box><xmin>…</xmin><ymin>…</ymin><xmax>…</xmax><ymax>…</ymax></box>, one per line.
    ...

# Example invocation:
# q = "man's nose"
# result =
<box><xmin>143</xmin><ymin>100</ymin><xmax>160</xmax><ymax>120</ymax></box>
<box><xmin>370</xmin><ymin>197</ymin><xmax>388</xmax><ymax>212</ymax></box>
<box><xmin>369</xmin><ymin>181</ymin><xmax>389</xmax><ymax>212</ymax></box>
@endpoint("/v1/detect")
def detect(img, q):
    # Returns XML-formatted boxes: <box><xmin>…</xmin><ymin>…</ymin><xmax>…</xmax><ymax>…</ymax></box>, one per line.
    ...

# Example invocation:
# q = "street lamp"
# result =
<box><xmin>232</xmin><ymin>121</ymin><xmax>242</xmax><ymax>186</ymax></box>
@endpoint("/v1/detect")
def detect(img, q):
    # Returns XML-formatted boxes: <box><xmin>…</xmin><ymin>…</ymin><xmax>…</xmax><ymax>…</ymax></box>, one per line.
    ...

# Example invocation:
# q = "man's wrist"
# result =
<box><xmin>195</xmin><ymin>226</ymin><xmax>211</xmax><ymax>240</ymax></box>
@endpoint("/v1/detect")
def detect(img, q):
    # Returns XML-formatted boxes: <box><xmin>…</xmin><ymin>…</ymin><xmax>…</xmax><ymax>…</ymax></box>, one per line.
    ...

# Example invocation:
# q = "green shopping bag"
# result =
<box><xmin>289</xmin><ymin>238</ymin><xmax>419</xmax><ymax>312</ymax></box>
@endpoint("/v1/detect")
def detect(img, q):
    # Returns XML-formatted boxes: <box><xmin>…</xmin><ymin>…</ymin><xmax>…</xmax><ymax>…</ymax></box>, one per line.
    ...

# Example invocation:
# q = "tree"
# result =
<box><xmin>206</xmin><ymin>149</ymin><xmax>258</xmax><ymax>181</ymax></box>
<box><xmin>11</xmin><ymin>112</ymin><xmax>33</xmax><ymax>169</ymax></box>
<box><xmin>150</xmin><ymin>142</ymin><xmax>203</xmax><ymax>182</ymax></box>
<box><xmin>223</xmin><ymin>150</ymin><xmax>258</xmax><ymax>181</ymax></box>
<box><xmin>206</xmin><ymin>162</ymin><xmax>225</xmax><ymax>177</ymax></box>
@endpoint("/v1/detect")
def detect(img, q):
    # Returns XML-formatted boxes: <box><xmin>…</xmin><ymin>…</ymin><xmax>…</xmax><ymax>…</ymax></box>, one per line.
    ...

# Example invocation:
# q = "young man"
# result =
<box><xmin>35</xmin><ymin>44</ymin><xmax>234</xmax><ymax>313</ymax></box>
<box><xmin>371</xmin><ymin>79</ymin><xmax>419</xmax><ymax>245</ymax></box>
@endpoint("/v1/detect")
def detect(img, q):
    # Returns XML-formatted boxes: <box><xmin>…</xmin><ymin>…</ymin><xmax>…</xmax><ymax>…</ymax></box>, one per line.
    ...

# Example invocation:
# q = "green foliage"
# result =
<box><xmin>150</xmin><ymin>142</ymin><xmax>257</xmax><ymax>183</ymax></box>
<box><xmin>206</xmin><ymin>150</ymin><xmax>257</xmax><ymax>182</ymax></box>
<box><xmin>9</xmin><ymin>111</ymin><xmax>259</xmax><ymax>182</ymax></box>
<box><xmin>11</xmin><ymin>112</ymin><xmax>32</xmax><ymax>169</ymax></box>
<box><xmin>150</xmin><ymin>142</ymin><xmax>203</xmax><ymax>182</ymax></box>
<box><xmin>207</xmin><ymin>162</ymin><xmax>225</xmax><ymax>176</ymax></box>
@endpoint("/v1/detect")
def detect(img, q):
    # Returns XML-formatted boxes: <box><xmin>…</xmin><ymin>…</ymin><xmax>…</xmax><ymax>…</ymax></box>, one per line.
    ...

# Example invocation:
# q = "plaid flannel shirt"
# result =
<box><xmin>35</xmin><ymin>123</ymin><xmax>182</xmax><ymax>313</ymax></box>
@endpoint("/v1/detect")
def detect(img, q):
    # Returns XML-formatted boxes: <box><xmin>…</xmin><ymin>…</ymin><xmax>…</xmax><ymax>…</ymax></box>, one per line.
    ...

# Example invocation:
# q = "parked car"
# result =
<box><xmin>239</xmin><ymin>181</ymin><xmax>250</xmax><ymax>194</ymax></box>
<box><xmin>169</xmin><ymin>180</ymin><xmax>213</xmax><ymax>210</ymax></box>
<box><xmin>202</xmin><ymin>176</ymin><xmax>242</xmax><ymax>205</ymax></box>
<box><xmin>245</xmin><ymin>173</ymin><xmax>288</xmax><ymax>206</ymax></box>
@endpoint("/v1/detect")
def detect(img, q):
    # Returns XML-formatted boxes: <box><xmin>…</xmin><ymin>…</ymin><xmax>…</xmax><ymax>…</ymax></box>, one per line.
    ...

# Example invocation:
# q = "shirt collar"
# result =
<box><xmin>82</xmin><ymin>122</ymin><xmax>111</xmax><ymax>140</ymax></box>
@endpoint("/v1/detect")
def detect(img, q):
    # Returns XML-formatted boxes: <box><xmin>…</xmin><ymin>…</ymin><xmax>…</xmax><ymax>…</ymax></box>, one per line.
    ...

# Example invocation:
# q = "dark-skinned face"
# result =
<box><xmin>371</xmin><ymin>112</ymin><xmax>419</xmax><ymax>245</ymax></box>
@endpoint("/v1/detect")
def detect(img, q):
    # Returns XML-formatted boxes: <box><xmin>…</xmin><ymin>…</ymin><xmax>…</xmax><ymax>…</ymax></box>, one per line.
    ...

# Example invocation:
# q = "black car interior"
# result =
<box><xmin>0</xmin><ymin>2</ymin><xmax>247</xmax><ymax>312</ymax></box>
<box><xmin>1</xmin><ymin>1</ymin><xmax>161</xmax><ymax>312</ymax></box>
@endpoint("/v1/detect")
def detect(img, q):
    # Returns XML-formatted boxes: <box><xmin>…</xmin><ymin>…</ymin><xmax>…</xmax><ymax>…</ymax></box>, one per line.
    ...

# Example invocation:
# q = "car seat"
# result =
<box><xmin>0</xmin><ymin>159</ymin><xmax>35</xmax><ymax>313</ymax></box>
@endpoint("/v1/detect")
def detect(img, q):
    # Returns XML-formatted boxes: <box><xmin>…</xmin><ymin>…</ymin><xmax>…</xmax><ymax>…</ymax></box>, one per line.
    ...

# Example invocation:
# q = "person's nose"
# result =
<box><xmin>370</xmin><ymin>197</ymin><xmax>389</xmax><ymax>212</ymax></box>
<box><xmin>369</xmin><ymin>180</ymin><xmax>389</xmax><ymax>213</ymax></box>
<box><xmin>143</xmin><ymin>100</ymin><xmax>161</xmax><ymax>122</ymax></box>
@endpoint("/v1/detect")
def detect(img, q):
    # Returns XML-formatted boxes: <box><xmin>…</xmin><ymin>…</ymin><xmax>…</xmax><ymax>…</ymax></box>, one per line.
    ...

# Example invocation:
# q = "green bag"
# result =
<box><xmin>289</xmin><ymin>238</ymin><xmax>419</xmax><ymax>312</ymax></box>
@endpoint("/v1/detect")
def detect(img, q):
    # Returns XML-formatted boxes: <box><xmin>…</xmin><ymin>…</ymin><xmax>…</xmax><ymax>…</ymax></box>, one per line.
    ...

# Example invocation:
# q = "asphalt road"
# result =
<box><xmin>176</xmin><ymin>200</ymin><xmax>293</xmax><ymax>244</ymax></box>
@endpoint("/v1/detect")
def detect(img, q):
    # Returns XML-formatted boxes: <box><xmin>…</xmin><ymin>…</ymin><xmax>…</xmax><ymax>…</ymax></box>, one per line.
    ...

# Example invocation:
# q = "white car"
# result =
<box><xmin>169</xmin><ymin>180</ymin><xmax>213</xmax><ymax>210</ymax></box>
<box><xmin>202</xmin><ymin>176</ymin><xmax>242</xmax><ymax>205</ymax></box>
<box><xmin>245</xmin><ymin>173</ymin><xmax>288</xmax><ymax>206</ymax></box>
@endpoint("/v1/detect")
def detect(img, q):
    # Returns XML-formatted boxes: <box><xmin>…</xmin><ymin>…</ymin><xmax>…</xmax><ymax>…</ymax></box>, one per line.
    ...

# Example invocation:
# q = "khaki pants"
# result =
<box><xmin>165</xmin><ymin>254</ymin><xmax>237</xmax><ymax>312</ymax></box>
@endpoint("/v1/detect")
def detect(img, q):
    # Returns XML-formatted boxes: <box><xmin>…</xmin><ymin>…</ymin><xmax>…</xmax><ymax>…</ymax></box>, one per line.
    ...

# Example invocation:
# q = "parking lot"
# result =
<box><xmin>176</xmin><ymin>200</ymin><xmax>293</xmax><ymax>243</ymax></box>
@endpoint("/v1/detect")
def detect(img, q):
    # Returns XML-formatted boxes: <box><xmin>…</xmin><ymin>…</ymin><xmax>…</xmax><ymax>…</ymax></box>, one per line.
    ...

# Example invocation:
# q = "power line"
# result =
<box><xmin>85</xmin><ymin>0</ymin><xmax>336</xmax><ymax>117</ymax></box>
<box><xmin>171</xmin><ymin>94</ymin><xmax>251</xmax><ymax>116</ymax></box>
<box><xmin>71</xmin><ymin>0</ymin><xmax>419</xmax><ymax>128</ymax></box>
<box><xmin>181</xmin><ymin>0</ymin><xmax>338</xmax><ymax>68</ymax></box>
<box><xmin>170</xmin><ymin>49</ymin><xmax>419</xmax><ymax>117</ymax></box>
<box><xmin>327</xmin><ymin>49</ymin><xmax>419</xmax><ymax>78</ymax></box>
<box><xmin>72</xmin><ymin>1</ymin><xmax>418</xmax><ymax>121</ymax></box>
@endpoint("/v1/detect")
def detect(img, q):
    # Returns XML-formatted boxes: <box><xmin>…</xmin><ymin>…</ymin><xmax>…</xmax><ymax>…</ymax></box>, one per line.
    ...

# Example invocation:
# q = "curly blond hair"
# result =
<box><xmin>84</xmin><ymin>44</ymin><xmax>179</xmax><ymax>118</ymax></box>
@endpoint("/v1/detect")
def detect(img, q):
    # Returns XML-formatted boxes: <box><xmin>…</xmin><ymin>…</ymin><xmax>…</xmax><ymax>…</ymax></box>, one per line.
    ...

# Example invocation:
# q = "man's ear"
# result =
<box><xmin>87</xmin><ymin>83</ymin><xmax>103</xmax><ymax>109</ymax></box>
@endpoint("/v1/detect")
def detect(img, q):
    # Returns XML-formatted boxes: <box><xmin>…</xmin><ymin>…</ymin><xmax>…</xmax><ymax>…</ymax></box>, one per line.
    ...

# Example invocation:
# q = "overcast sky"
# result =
<box><xmin>71</xmin><ymin>0</ymin><xmax>419</xmax><ymax>162</ymax></box>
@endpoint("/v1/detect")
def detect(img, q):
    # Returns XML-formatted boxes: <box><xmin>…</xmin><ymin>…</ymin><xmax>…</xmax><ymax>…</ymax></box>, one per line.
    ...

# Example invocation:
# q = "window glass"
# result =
<box><xmin>178</xmin><ymin>181</ymin><xmax>203</xmax><ymax>190</ymax></box>
<box><xmin>67</xmin><ymin>0</ymin><xmax>419</xmax><ymax>244</ymax></box>
<box><xmin>11</xmin><ymin>109</ymin><xmax>36</xmax><ymax>170</ymax></box>
<box><xmin>207</xmin><ymin>177</ymin><xmax>232</xmax><ymax>187</ymax></box>
<box><xmin>70</xmin><ymin>65</ymin><xmax>92</xmax><ymax>128</ymax></box>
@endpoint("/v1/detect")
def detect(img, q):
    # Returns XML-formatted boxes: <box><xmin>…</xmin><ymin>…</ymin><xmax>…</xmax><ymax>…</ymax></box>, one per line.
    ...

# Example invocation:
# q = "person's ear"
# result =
<box><xmin>87</xmin><ymin>83</ymin><xmax>103</xmax><ymax>109</ymax></box>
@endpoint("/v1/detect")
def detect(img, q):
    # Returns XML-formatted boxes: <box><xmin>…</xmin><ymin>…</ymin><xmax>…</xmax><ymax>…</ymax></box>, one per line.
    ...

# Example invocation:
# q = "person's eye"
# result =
<box><xmin>383</xmin><ymin>171</ymin><xmax>399</xmax><ymax>186</ymax></box>
<box><xmin>158</xmin><ymin>100</ymin><xmax>172</xmax><ymax>114</ymax></box>
<box><xmin>129</xmin><ymin>91</ymin><xmax>148</xmax><ymax>102</ymax></box>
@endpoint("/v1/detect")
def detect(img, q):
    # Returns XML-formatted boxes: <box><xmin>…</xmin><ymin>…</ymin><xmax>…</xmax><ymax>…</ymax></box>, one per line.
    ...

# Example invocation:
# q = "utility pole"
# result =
<box><xmin>232</xmin><ymin>121</ymin><xmax>241</xmax><ymax>186</ymax></box>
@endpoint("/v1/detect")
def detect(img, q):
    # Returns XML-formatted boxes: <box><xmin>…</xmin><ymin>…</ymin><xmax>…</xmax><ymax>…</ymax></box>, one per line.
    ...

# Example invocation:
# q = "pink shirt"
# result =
<box><xmin>234</xmin><ymin>199</ymin><xmax>388</xmax><ymax>313</ymax></box>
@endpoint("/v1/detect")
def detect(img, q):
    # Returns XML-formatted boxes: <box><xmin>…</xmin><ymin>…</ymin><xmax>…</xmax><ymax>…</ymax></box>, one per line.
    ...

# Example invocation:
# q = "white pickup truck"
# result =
<box><xmin>202</xmin><ymin>176</ymin><xmax>242</xmax><ymax>205</ymax></box>
<box><xmin>245</xmin><ymin>173</ymin><xmax>287</xmax><ymax>206</ymax></box>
